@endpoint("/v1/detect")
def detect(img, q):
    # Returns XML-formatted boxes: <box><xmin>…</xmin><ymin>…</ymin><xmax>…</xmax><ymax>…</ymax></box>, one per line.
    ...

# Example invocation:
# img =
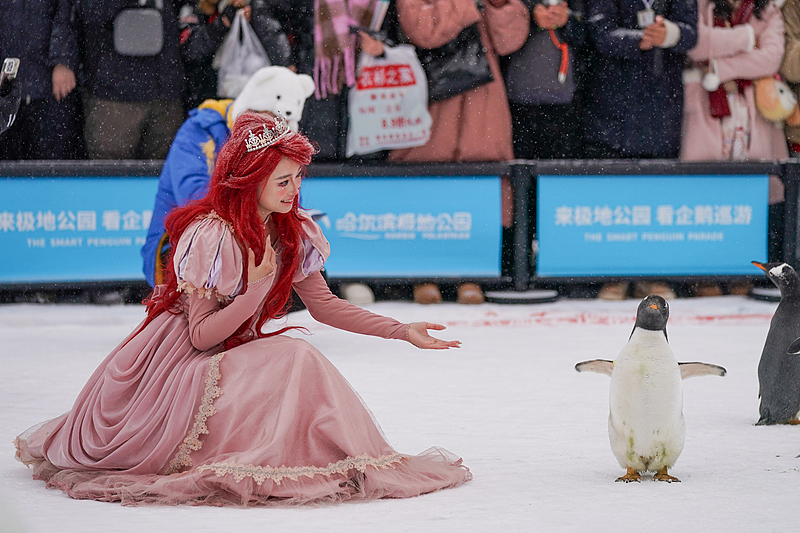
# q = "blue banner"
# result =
<box><xmin>536</xmin><ymin>175</ymin><xmax>769</xmax><ymax>277</ymax></box>
<box><xmin>0</xmin><ymin>177</ymin><xmax>157</xmax><ymax>283</ymax></box>
<box><xmin>0</xmin><ymin>175</ymin><xmax>502</xmax><ymax>283</ymax></box>
<box><xmin>301</xmin><ymin>176</ymin><xmax>502</xmax><ymax>277</ymax></box>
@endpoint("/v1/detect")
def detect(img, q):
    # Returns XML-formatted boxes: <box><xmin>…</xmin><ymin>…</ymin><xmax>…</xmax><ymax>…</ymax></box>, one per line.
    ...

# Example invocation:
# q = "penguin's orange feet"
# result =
<box><xmin>787</xmin><ymin>418</ymin><xmax>800</xmax><ymax>425</ymax></box>
<box><xmin>615</xmin><ymin>468</ymin><xmax>641</xmax><ymax>483</ymax></box>
<box><xmin>654</xmin><ymin>467</ymin><xmax>680</xmax><ymax>483</ymax></box>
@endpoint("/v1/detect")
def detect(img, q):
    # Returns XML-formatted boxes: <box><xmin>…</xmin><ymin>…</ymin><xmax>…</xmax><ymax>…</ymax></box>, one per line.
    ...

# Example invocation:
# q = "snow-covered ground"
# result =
<box><xmin>1</xmin><ymin>295</ymin><xmax>797</xmax><ymax>533</ymax></box>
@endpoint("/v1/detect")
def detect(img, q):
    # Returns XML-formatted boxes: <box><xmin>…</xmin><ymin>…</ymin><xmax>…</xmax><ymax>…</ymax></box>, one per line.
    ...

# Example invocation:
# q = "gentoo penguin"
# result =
<box><xmin>752</xmin><ymin>261</ymin><xmax>800</xmax><ymax>425</ymax></box>
<box><xmin>576</xmin><ymin>295</ymin><xmax>726</xmax><ymax>482</ymax></box>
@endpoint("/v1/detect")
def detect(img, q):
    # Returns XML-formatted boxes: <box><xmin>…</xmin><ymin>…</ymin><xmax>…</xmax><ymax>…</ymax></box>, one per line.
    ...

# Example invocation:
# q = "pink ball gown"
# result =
<box><xmin>14</xmin><ymin>211</ymin><xmax>470</xmax><ymax>506</ymax></box>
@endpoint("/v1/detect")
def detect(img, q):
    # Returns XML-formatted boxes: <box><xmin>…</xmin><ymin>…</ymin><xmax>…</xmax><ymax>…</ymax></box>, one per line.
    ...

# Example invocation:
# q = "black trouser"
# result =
<box><xmin>509</xmin><ymin>101</ymin><xmax>584</xmax><ymax>160</ymax></box>
<box><xmin>0</xmin><ymin>91</ymin><xmax>85</xmax><ymax>160</ymax></box>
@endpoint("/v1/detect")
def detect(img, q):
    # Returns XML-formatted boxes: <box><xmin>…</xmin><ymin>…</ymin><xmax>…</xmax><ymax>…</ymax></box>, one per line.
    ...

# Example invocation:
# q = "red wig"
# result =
<box><xmin>143</xmin><ymin>111</ymin><xmax>316</xmax><ymax>348</ymax></box>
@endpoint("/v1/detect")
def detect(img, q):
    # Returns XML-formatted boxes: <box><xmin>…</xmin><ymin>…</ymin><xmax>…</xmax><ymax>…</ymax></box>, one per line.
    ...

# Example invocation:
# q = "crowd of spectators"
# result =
<box><xmin>1</xmin><ymin>0</ymin><xmax>797</xmax><ymax>302</ymax></box>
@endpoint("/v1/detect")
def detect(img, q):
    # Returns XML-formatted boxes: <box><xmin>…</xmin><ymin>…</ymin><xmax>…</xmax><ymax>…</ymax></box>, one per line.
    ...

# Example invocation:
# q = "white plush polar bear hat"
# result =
<box><xmin>231</xmin><ymin>66</ymin><xmax>315</xmax><ymax>132</ymax></box>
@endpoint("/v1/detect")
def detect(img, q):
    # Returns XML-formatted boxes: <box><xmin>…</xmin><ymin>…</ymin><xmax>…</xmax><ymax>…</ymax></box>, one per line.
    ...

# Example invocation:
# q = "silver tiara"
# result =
<box><xmin>244</xmin><ymin>115</ymin><xmax>291</xmax><ymax>153</ymax></box>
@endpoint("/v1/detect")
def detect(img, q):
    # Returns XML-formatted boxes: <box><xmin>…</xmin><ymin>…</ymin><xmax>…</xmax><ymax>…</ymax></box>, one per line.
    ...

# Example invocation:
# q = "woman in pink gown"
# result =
<box><xmin>14</xmin><ymin>112</ymin><xmax>470</xmax><ymax>506</ymax></box>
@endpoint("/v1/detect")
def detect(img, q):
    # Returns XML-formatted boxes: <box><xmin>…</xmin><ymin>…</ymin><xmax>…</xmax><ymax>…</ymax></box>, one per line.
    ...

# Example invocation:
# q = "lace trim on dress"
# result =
<box><xmin>165</xmin><ymin>352</ymin><xmax>226</xmax><ymax>475</ymax></box>
<box><xmin>176</xmin><ymin>280</ymin><xmax>229</xmax><ymax>303</ymax></box>
<box><xmin>196</xmin><ymin>453</ymin><xmax>405</xmax><ymax>485</ymax></box>
<box><xmin>203</xmin><ymin>210</ymin><xmax>234</xmax><ymax>229</ymax></box>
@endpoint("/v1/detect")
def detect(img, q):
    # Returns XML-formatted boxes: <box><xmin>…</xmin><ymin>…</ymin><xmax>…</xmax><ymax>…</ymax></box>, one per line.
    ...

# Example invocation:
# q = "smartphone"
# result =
<box><xmin>0</xmin><ymin>58</ymin><xmax>20</xmax><ymax>96</ymax></box>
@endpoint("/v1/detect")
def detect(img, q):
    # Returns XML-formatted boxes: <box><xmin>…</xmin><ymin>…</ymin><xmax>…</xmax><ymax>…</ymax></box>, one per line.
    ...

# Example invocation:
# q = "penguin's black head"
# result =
<box><xmin>634</xmin><ymin>294</ymin><xmax>669</xmax><ymax>333</ymax></box>
<box><xmin>752</xmin><ymin>261</ymin><xmax>800</xmax><ymax>295</ymax></box>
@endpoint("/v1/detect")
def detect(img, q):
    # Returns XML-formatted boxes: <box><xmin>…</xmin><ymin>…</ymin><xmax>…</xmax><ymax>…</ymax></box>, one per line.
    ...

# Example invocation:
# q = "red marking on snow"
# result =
<box><xmin>441</xmin><ymin>312</ymin><xmax>773</xmax><ymax>328</ymax></box>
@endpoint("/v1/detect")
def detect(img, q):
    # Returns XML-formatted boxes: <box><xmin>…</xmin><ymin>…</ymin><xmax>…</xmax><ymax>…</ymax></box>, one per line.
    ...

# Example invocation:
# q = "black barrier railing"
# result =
<box><xmin>1</xmin><ymin>159</ymin><xmax>797</xmax><ymax>292</ymax></box>
<box><xmin>0</xmin><ymin>160</ymin><xmax>165</xmax><ymax>177</ymax></box>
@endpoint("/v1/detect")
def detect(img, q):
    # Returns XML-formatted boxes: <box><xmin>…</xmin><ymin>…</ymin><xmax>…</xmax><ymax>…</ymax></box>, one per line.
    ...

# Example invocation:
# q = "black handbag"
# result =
<box><xmin>416</xmin><ymin>23</ymin><xmax>494</xmax><ymax>103</ymax></box>
<box><xmin>504</xmin><ymin>30</ymin><xmax>575</xmax><ymax>105</ymax></box>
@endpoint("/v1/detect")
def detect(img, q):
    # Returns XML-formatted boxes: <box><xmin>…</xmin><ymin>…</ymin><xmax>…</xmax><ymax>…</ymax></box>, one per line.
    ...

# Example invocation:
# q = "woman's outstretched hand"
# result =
<box><xmin>408</xmin><ymin>322</ymin><xmax>461</xmax><ymax>350</ymax></box>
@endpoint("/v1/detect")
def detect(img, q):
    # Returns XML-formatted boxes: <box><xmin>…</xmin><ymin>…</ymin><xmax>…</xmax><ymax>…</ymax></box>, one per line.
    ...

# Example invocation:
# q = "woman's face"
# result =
<box><xmin>257</xmin><ymin>156</ymin><xmax>302</xmax><ymax>221</ymax></box>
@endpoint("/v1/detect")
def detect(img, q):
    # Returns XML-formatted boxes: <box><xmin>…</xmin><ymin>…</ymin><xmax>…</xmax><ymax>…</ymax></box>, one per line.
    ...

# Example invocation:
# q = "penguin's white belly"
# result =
<box><xmin>608</xmin><ymin>330</ymin><xmax>685</xmax><ymax>472</ymax></box>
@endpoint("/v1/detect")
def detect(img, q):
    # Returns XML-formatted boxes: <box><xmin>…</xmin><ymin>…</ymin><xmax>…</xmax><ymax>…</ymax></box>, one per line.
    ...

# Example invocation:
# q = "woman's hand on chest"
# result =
<box><xmin>247</xmin><ymin>234</ymin><xmax>277</xmax><ymax>284</ymax></box>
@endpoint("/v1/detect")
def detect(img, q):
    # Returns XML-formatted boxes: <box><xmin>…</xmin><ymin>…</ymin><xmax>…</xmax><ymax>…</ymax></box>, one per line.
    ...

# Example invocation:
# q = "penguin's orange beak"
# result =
<box><xmin>752</xmin><ymin>261</ymin><xmax>767</xmax><ymax>272</ymax></box>
<box><xmin>649</xmin><ymin>303</ymin><xmax>658</xmax><ymax>309</ymax></box>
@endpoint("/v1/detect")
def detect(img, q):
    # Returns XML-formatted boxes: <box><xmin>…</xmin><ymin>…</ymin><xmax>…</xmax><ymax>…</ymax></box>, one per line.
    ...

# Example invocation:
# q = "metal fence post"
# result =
<box><xmin>510</xmin><ymin>163</ymin><xmax>532</xmax><ymax>291</ymax></box>
<box><xmin>782</xmin><ymin>160</ymin><xmax>800</xmax><ymax>268</ymax></box>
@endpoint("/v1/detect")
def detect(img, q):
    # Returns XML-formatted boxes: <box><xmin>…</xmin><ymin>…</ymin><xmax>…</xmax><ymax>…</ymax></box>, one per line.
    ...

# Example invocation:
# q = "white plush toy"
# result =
<box><xmin>231</xmin><ymin>66</ymin><xmax>315</xmax><ymax>132</ymax></box>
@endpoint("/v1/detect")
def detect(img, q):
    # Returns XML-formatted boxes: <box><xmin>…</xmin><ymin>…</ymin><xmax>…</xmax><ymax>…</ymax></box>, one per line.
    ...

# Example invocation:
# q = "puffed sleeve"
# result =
<box><xmin>290</xmin><ymin>211</ymin><xmax>408</xmax><ymax>341</ymax></box>
<box><xmin>293</xmin><ymin>211</ymin><xmax>331</xmax><ymax>282</ymax></box>
<box><xmin>173</xmin><ymin>214</ymin><xmax>244</xmax><ymax>301</ymax></box>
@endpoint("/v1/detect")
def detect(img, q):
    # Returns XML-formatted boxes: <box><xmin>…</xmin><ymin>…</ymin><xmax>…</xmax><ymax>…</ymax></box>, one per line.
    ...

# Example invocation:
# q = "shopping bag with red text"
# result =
<box><xmin>346</xmin><ymin>44</ymin><xmax>432</xmax><ymax>156</ymax></box>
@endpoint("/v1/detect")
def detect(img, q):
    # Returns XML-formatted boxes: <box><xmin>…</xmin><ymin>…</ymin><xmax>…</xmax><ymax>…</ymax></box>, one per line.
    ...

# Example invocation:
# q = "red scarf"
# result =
<box><xmin>708</xmin><ymin>0</ymin><xmax>755</xmax><ymax>118</ymax></box>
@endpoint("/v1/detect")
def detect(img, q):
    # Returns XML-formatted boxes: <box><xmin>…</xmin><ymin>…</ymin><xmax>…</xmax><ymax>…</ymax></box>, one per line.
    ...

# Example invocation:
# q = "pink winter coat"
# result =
<box><xmin>389</xmin><ymin>0</ymin><xmax>530</xmax><ymax>163</ymax></box>
<box><xmin>681</xmin><ymin>0</ymin><xmax>787</xmax><ymax>201</ymax></box>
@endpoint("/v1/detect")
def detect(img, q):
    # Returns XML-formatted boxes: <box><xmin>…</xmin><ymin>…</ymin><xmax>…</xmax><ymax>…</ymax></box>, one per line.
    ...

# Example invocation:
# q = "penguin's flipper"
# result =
<box><xmin>787</xmin><ymin>337</ymin><xmax>800</xmax><ymax>355</ymax></box>
<box><xmin>678</xmin><ymin>362</ymin><xmax>727</xmax><ymax>379</ymax></box>
<box><xmin>575</xmin><ymin>359</ymin><xmax>614</xmax><ymax>376</ymax></box>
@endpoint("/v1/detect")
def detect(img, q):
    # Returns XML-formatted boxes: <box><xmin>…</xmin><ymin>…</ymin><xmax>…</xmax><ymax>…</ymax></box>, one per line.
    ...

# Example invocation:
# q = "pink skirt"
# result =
<box><xmin>15</xmin><ymin>318</ymin><xmax>470</xmax><ymax>506</ymax></box>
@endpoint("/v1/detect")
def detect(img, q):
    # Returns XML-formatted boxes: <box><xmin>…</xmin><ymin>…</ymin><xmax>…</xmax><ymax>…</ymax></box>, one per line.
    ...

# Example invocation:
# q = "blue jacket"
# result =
<box><xmin>141</xmin><ymin>100</ymin><xmax>233</xmax><ymax>286</ymax></box>
<box><xmin>585</xmin><ymin>0</ymin><xmax>697</xmax><ymax>157</ymax></box>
